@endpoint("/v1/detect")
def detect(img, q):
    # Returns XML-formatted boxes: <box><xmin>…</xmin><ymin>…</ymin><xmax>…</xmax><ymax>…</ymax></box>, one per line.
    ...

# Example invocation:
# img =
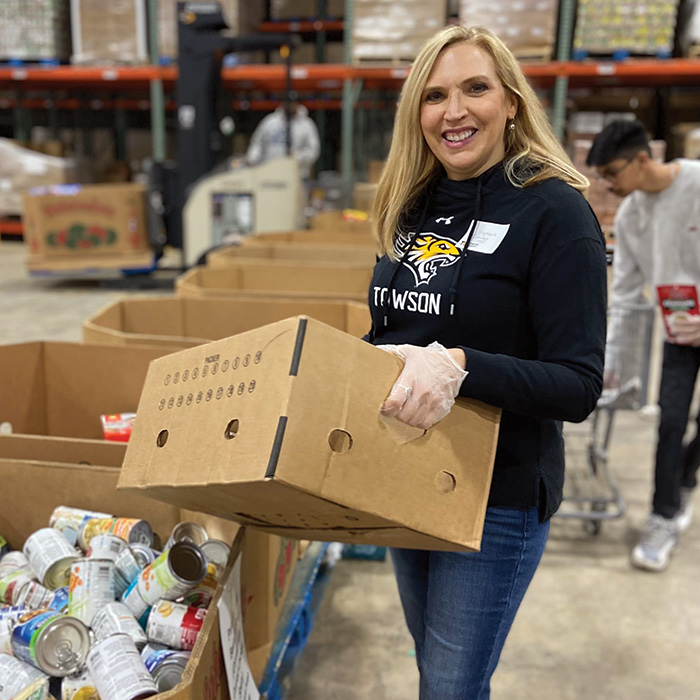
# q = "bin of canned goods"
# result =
<box><xmin>0</xmin><ymin>507</ymin><xmax>232</xmax><ymax>699</ymax></box>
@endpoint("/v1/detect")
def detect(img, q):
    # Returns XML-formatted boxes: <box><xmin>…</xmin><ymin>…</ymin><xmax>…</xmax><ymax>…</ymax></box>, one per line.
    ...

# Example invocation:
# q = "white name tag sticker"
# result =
<box><xmin>467</xmin><ymin>221</ymin><xmax>510</xmax><ymax>254</ymax></box>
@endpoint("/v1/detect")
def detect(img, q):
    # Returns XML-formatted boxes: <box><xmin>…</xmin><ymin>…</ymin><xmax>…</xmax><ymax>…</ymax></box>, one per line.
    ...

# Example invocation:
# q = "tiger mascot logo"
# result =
<box><xmin>399</xmin><ymin>233</ymin><xmax>463</xmax><ymax>286</ymax></box>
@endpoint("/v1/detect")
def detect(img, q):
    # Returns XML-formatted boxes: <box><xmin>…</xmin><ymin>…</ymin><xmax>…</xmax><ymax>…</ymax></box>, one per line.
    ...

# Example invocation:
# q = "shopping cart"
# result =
<box><xmin>555</xmin><ymin>302</ymin><xmax>655</xmax><ymax>534</ymax></box>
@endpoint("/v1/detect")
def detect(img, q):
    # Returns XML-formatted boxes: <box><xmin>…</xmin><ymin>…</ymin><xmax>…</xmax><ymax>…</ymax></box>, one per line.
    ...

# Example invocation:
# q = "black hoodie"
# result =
<box><xmin>367</xmin><ymin>163</ymin><xmax>607</xmax><ymax>521</ymax></box>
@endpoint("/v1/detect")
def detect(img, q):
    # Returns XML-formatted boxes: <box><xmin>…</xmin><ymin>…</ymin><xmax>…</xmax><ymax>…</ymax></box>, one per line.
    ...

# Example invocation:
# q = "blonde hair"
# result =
<box><xmin>373</xmin><ymin>25</ymin><xmax>589</xmax><ymax>257</ymax></box>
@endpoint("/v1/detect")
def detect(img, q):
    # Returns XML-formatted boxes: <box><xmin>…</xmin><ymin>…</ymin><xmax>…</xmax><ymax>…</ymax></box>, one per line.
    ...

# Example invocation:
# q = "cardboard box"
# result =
<box><xmin>207</xmin><ymin>241</ymin><xmax>378</xmax><ymax>267</ymax></box>
<box><xmin>83</xmin><ymin>296</ymin><xmax>372</xmax><ymax>350</ymax></box>
<box><xmin>176</xmin><ymin>263</ymin><xmax>373</xmax><ymax>303</ymax></box>
<box><xmin>22</xmin><ymin>182</ymin><xmax>151</xmax><ymax>269</ymax></box>
<box><xmin>0</xmin><ymin>341</ymin><xmax>167</xmax><ymax>440</ymax></box>
<box><xmin>119</xmin><ymin>317</ymin><xmax>501</xmax><ymax>551</ymax></box>
<box><xmin>0</xmin><ymin>436</ymin><xmax>257</xmax><ymax>698</ymax></box>
<box><xmin>252</xmin><ymin>228</ymin><xmax>376</xmax><ymax>246</ymax></box>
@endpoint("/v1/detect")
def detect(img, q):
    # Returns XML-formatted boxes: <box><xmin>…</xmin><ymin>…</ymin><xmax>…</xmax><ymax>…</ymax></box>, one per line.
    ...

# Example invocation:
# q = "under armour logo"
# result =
<box><xmin>436</xmin><ymin>216</ymin><xmax>454</xmax><ymax>224</ymax></box>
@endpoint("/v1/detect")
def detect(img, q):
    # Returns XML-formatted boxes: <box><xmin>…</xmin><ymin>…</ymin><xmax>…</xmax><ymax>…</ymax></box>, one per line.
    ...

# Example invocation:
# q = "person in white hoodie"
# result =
<box><xmin>245</xmin><ymin>95</ymin><xmax>320</xmax><ymax>180</ymax></box>
<box><xmin>588</xmin><ymin>120</ymin><xmax>700</xmax><ymax>572</ymax></box>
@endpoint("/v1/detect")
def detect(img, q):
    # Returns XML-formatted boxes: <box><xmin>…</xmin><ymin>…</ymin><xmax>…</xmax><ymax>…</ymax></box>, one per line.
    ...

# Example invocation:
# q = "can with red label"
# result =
<box><xmin>146</xmin><ymin>600</ymin><xmax>207</xmax><ymax>651</ymax></box>
<box><xmin>68</xmin><ymin>558</ymin><xmax>115</xmax><ymax>626</ymax></box>
<box><xmin>137</xmin><ymin>542</ymin><xmax>206</xmax><ymax>607</ymax></box>
<box><xmin>23</xmin><ymin>528</ymin><xmax>79</xmax><ymax>590</ymax></box>
<box><xmin>15</xmin><ymin>580</ymin><xmax>55</xmax><ymax>610</ymax></box>
<box><xmin>86</xmin><ymin>633</ymin><xmax>157</xmax><ymax>700</ymax></box>
<box><xmin>86</xmin><ymin>534</ymin><xmax>127</xmax><ymax>562</ymax></box>
<box><xmin>0</xmin><ymin>569</ymin><xmax>36</xmax><ymax>605</ymax></box>
<box><xmin>11</xmin><ymin>609</ymin><xmax>90</xmax><ymax>677</ymax></box>
<box><xmin>0</xmin><ymin>654</ymin><xmax>49</xmax><ymax>699</ymax></box>
<box><xmin>92</xmin><ymin>602</ymin><xmax>147</xmax><ymax>650</ymax></box>
<box><xmin>78</xmin><ymin>518</ymin><xmax>153</xmax><ymax>552</ymax></box>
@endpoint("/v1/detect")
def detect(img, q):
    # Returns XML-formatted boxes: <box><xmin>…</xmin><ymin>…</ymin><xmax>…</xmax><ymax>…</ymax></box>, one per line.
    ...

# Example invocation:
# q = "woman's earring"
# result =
<box><xmin>509</xmin><ymin>121</ymin><xmax>516</xmax><ymax>131</ymax></box>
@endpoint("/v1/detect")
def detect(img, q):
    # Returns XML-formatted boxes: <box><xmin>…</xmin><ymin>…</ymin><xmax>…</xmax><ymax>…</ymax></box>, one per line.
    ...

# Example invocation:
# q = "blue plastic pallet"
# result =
<box><xmin>571</xmin><ymin>48</ymin><xmax>672</xmax><ymax>61</ymax></box>
<box><xmin>258</xmin><ymin>541</ymin><xmax>333</xmax><ymax>700</ymax></box>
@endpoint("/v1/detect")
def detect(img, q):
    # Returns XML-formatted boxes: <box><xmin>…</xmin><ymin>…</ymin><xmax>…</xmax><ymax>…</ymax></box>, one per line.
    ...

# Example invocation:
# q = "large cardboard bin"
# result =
<box><xmin>207</xmin><ymin>241</ymin><xmax>377</xmax><ymax>267</ymax></box>
<box><xmin>0</xmin><ymin>341</ymin><xmax>298</xmax><ymax>664</ymax></box>
<box><xmin>83</xmin><ymin>296</ymin><xmax>371</xmax><ymax>351</ymax></box>
<box><xmin>22</xmin><ymin>182</ymin><xmax>152</xmax><ymax>273</ymax></box>
<box><xmin>251</xmin><ymin>229</ymin><xmax>375</xmax><ymax>246</ymax></box>
<box><xmin>176</xmin><ymin>262</ymin><xmax>373</xmax><ymax>303</ymax></box>
<box><xmin>119</xmin><ymin>317</ymin><xmax>501</xmax><ymax>551</ymax></box>
<box><xmin>0</xmin><ymin>435</ymin><xmax>285</xmax><ymax>697</ymax></box>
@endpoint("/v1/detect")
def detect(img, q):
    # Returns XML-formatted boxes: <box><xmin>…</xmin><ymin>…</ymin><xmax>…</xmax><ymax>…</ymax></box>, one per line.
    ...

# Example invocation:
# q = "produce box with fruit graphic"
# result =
<box><xmin>22</xmin><ymin>182</ymin><xmax>151</xmax><ymax>272</ymax></box>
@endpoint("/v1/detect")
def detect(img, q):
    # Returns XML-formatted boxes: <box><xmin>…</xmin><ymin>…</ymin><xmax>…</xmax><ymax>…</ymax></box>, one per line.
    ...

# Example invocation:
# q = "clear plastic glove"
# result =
<box><xmin>377</xmin><ymin>342</ymin><xmax>468</xmax><ymax>430</ymax></box>
<box><xmin>672</xmin><ymin>315</ymin><xmax>700</xmax><ymax>346</ymax></box>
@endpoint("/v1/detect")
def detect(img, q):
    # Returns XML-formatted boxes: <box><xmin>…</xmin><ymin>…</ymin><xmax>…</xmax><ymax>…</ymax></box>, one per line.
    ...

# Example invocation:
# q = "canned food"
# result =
<box><xmin>69</xmin><ymin>558</ymin><xmax>115</xmax><ymax>626</ymax></box>
<box><xmin>129</xmin><ymin>544</ymin><xmax>157</xmax><ymax>569</ymax></box>
<box><xmin>86</xmin><ymin>534</ymin><xmax>127</xmax><ymax>562</ymax></box>
<box><xmin>60</xmin><ymin>665</ymin><xmax>99</xmax><ymax>700</ymax></box>
<box><xmin>164</xmin><ymin>522</ymin><xmax>209</xmax><ymax>550</ymax></box>
<box><xmin>50</xmin><ymin>506</ymin><xmax>113</xmax><ymax>547</ymax></box>
<box><xmin>120</xmin><ymin>578</ymin><xmax>151</xmax><ymax>628</ymax></box>
<box><xmin>49</xmin><ymin>586</ymin><xmax>70</xmax><ymax>613</ymax></box>
<box><xmin>12</xmin><ymin>610</ymin><xmax>90</xmax><ymax>677</ymax></box>
<box><xmin>0</xmin><ymin>654</ymin><xmax>49</xmax><ymax>700</ymax></box>
<box><xmin>200</xmin><ymin>539</ymin><xmax>231</xmax><ymax>567</ymax></box>
<box><xmin>0</xmin><ymin>617</ymin><xmax>14</xmax><ymax>655</ymax></box>
<box><xmin>146</xmin><ymin>600</ymin><xmax>207</xmax><ymax>651</ymax></box>
<box><xmin>92</xmin><ymin>602</ymin><xmax>147</xmax><ymax>650</ymax></box>
<box><xmin>180</xmin><ymin>561</ymin><xmax>223</xmax><ymax>609</ymax></box>
<box><xmin>0</xmin><ymin>533</ymin><xmax>10</xmax><ymax>560</ymax></box>
<box><xmin>137</xmin><ymin>542</ymin><xmax>207</xmax><ymax>607</ymax></box>
<box><xmin>78</xmin><ymin>519</ymin><xmax>153</xmax><ymax>553</ymax></box>
<box><xmin>23</xmin><ymin>529</ymin><xmax>79</xmax><ymax>590</ymax></box>
<box><xmin>149</xmin><ymin>650</ymin><xmax>191</xmax><ymax>692</ymax></box>
<box><xmin>0</xmin><ymin>604</ymin><xmax>29</xmax><ymax>622</ymax></box>
<box><xmin>113</xmin><ymin>547</ymin><xmax>142</xmax><ymax>598</ymax></box>
<box><xmin>15</xmin><ymin>580</ymin><xmax>55</xmax><ymax>610</ymax></box>
<box><xmin>0</xmin><ymin>569</ymin><xmax>36</xmax><ymax>605</ymax></box>
<box><xmin>86</xmin><ymin>634</ymin><xmax>157</xmax><ymax>700</ymax></box>
<box><xmin>0</xmin><ymin>551</ymin><xmax>31</xmax><ymax>579</ymax></box>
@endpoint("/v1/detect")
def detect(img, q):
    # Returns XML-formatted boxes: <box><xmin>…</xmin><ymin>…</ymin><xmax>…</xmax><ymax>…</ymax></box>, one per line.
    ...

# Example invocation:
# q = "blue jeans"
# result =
<box><xmin>391</xmin><ymin>506</ymin><xmax>550</xmax><ymax>700</ymax></box>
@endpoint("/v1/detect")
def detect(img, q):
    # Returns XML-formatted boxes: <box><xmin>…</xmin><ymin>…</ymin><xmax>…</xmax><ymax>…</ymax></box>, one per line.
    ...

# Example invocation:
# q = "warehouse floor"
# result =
<box><xmin>1</xmin><ymin>239</ymin><xmax>698</xmax><ymax>700</ymax></box>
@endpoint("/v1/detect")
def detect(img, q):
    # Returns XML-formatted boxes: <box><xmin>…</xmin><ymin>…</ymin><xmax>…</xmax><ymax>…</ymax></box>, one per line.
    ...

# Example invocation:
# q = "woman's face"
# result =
<box><xmin>420</xmin><ymin>42</ymin><xmax>517</xmax><ymax>181</ymax></box>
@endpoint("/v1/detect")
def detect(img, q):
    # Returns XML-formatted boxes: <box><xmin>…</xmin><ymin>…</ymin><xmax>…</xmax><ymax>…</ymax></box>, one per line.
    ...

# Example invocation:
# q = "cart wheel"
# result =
<box><xmin>585</xmin><ymin>519</ymin><xmax>602</xmax><ymax>536</ymax></box>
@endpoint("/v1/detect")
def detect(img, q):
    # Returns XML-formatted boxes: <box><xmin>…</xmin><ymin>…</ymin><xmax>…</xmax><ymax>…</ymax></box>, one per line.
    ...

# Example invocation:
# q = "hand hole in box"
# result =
<box><xmin>157</xmin><ymin>430</ymin><xmax>169</xmax><ymax>447</ymax></box>
<box><xmin>328</xmin><ymin>429</ymin><xmax>353</xmax><ymax>454</ymax></box>
<box><xmin>0</xmin><ymin>422</ymin><xmax>13</xmax><ymax>434</ymax></box>
<box><xmin>435</xmin><ymin>471</ymin><xmax>456</xmax><ymax>494</ymax></box>
<box><xmin>224</xmin><ymin>419</ymin><xmax>240</xmax><ymax>439</ymax></box>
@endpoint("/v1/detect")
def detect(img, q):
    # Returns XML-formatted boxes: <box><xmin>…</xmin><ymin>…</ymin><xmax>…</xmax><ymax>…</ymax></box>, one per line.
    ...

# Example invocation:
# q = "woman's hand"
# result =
<box><xmin>377</xmin><ymin>342</ymin><xmax>468</xmax><ymax>430</ymax></box>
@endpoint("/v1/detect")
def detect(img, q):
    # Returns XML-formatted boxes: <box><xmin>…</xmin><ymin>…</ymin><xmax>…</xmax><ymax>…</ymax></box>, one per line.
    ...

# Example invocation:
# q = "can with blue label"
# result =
<box><xmin>11</xmin><ymin>609</ymin><xmax>90</xmax><ymax>677</ymax></box>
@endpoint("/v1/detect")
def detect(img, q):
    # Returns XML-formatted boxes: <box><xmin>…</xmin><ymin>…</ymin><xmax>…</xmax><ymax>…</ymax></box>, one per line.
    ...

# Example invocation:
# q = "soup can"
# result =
<box><xmin>86</xmin><ymin>534</ymin><xmax>127</xmax><ymax>562</ymax></box>
<box><xmin>78</xmin><ymin>519</ymin><xmax>153</xmax><ymax>553</ymax></box>
<box><xmin>23</xmin><ymin>528</ymin><xmax>79</xmax><ymax>590</ymax></box>
<box><xmin>68</xmin><ymin>558</ymin><xmax>116</xmax><ymax>626</ymax></box>
<box><xmin>0</xmin><ymin>654</ymin><xmax>49</xmax><ymax>700</ymax></box>
<box><xmin>137</xmin><ymin>542</ymin><xmax>206</xmax><ymax>607</ymax></box>
<box><xmin>15</xmin><ymin>580</ymin><xmax>55</xmax><ymax>610</ymax></box>
<box><xmin>60</xmin><ymin>665</ymin><xmax>100</xmax><ymax>700</ymax></box>
<box><xmin>164</xmin><ymin>522</ymin><xmax>209</xmax><ymax>550</ymax></box>
<box><xmin>146</xmin><ymin>600</ymin><xmax>207</xmax><ymax>651</ymax></box>
<box><xmin>92</xmin><ymin>602</ymin><xmax>148</xmax><ymax>650</ymax></box>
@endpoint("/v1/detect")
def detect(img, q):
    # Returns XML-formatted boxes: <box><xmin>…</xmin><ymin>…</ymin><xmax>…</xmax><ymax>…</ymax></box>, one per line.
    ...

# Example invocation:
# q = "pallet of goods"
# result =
<box><xmin>459</xmin><ymin>0</ymin><xmax>559</xmax><ymax>62</ymax></box>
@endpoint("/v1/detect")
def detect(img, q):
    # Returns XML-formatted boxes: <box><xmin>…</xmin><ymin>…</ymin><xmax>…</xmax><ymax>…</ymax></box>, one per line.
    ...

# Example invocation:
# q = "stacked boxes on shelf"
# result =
<box><xmin>158</xmin><ymin>0</ymin><xmax>265</xmax><ymax>64</ymax></box>
<box><xmin>70</xmin><ymin>0</ymin><xmax>147</xmax><ymax>64</ymax></box>
<box><xmin>351</xmin><ymin>0</ymin><xmax>447</xmax><ymax>64</ymax></box>
<box><xmin>459</xmin><ymin>0</ymin><xmax>559</xmax><ymax>61</ymax></box>
<box><xmin>0</xmin><ymin>0</ymin><xmax>71</xmax><ymax>62</ymax></box>
<box><xmin>573</xmin><ymin>0</ymin><xmax>681</xmax><ymax>57</ymax></box>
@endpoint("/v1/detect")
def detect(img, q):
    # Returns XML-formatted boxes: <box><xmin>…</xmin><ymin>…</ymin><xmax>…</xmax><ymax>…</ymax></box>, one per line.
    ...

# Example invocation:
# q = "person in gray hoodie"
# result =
<box><xmin>588</xmin><ymin>119</ymin><xmax>700</xmax><ymax>572</ymax></box>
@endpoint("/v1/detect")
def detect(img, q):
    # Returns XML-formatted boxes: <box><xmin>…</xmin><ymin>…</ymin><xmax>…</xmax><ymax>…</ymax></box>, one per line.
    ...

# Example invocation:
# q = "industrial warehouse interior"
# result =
<box><xmin>1</xmin><ymin>0</ymin><xmax>700</xmax><ymax>698</ymax></box>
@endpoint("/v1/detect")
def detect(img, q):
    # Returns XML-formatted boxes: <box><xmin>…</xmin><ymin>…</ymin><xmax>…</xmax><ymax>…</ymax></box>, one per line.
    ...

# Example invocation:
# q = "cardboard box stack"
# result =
<box><xmin>351</xmin><ymin>0</ymin><xmax>447</xmax><ymax>63</ymax></box>
<box><xmin>0</xmin><ymin>340</ymin><xmax>301</xmax><ymax>692</ymax></box>
<box><xmin>70</xmin><ymin>0</ymin><xmax>147</xmax><ymax>64</ymax></box>
<box><xmin>0</xmin><ymin>139</ymin><xmax>79</xmax><ymax>218</ymax></box>
<box><xmin>459</xmin><ymin>0</ymin><xmax>559</xmax><ymax>60</ymax></box>
<box><xmin>0</xmin><ymin>0</ymin><xmax>71</xmax><ymax>62</ymax></box>
<box><xmin>573</xmin><ymin>0</ymin><xmax>680</xmax><ymax>57</ymax></box>
<box><xmin>118</xmin><ymin>316</ymin><xmax>501</xmax><ymax>552</ymax></box>
<box><xmin>22</xmin><ymin>182</ymin><xmax>153</xmax><ymax>273</ymax></box>
<box><xmin>83</xmin><ymin>296</ymin><xmax>371</xmax><ymax>350</ymax></box>
<box><xmin>158</xmin><ymin>0</ymin><xmax>265</xmax><ymax>63</ymax></box>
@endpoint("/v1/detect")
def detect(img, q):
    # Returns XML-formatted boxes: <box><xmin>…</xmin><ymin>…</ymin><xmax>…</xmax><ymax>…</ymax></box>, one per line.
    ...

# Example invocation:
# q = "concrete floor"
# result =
<box><xmin>1</xmin><ymin>239</ymin><xmax>698</xmax><ymax>699</ymax></box>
